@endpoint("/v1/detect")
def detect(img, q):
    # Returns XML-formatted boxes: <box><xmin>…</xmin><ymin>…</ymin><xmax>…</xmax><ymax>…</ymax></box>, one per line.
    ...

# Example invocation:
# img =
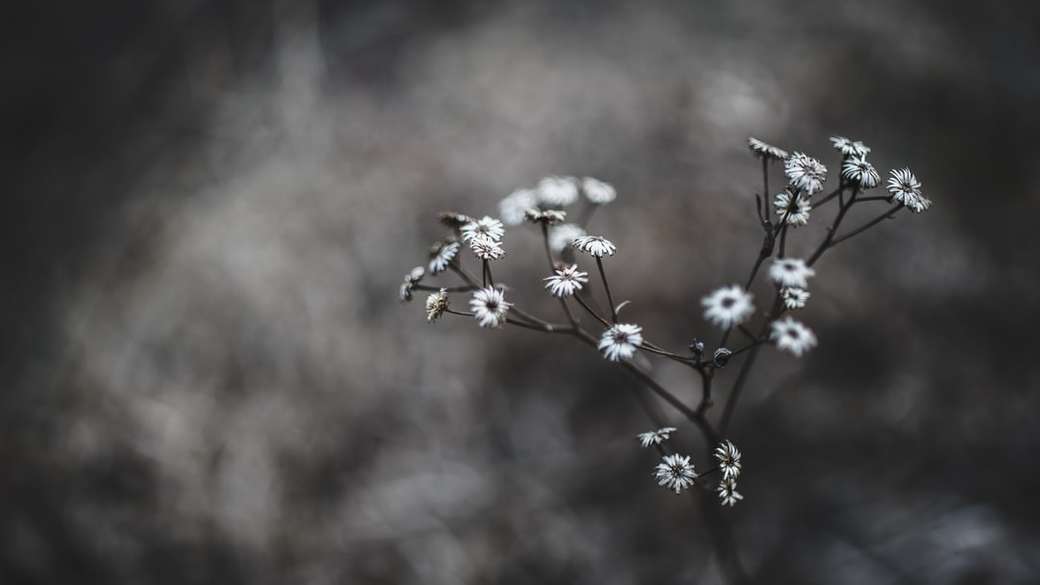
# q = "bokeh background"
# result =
<box><xmin>4</xmin><ymin>1</ymin><xmax>1039</xmax><ymax>583</ymax></box>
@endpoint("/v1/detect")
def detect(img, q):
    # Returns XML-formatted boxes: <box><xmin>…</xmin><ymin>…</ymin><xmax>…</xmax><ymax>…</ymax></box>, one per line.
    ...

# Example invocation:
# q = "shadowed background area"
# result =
<box><xmin>3</xmin><ymin>0</ymin><xmax>1039</xmax><ymax>583</ymax></box>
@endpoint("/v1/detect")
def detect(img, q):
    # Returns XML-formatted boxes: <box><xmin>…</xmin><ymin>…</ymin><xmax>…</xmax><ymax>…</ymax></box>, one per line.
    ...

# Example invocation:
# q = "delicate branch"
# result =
<box><xmin>596</xmin><ymin>256</ymin><xmax>619</xmax><ymax>323</ymax></box>
<box><xmin>831</xmin><ymin>204</ymin><xmax>903</xmax><ymax>246</ymax></box>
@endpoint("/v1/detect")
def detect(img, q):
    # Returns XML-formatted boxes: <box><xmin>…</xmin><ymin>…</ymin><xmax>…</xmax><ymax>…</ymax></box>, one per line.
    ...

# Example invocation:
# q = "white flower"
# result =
<box><xmin>524</xmin><ymin>208</ymin><xmax>566</xmax><ymax>225</ymax></box>
<box><xmin>770</xmin><ymin>317</ymin><xmax>818</xmax><ymax>357</ymax></box>
<box><xmin>830</xmin><ymin>136</ymin><xmax>871</xmax><ymax>158</ymax></box>
<box><xmin>537</xmin><ymin>176</ymin><xmax>579</xmax><ymax>207</ymax></box>
<box><xmin>654</xmin><ymin>454</ymin><xmax>697</xmax><ymax>493</ymax></box>
<box><xmin>637</xmin><ymin>427</ymin><xmax>677</xmax><ymax>448</ymax></box>
<box><xmin>747</xmin><ymin>137</ymin><xmax>789</xmax><ymax>161</ymax></box>
<box><xmin>768</xmin><ymin>258</ymin><xmax>815</xmax><ymax>289</ymax></box>
<box><xmin>461</xmin><ymin>216</ymin><xmax>505</xmax><ymax>243</ymax></box>
<box><xmin>701</xmin><ymin>285</ymin><xmax>755</xmax><ymax>329</ymax></box>
<box><xmin>599</xmin><ymin>323</ymin><xmax>643</xmax><ymax>361</ymax></box>
<box><xmin>425</xmin><ymin>289</ymin><xmax>449</xmax><ymax>322</ymax></box>
<box><xmin>714</xmin><ymin>440</ymin><xmax>742</xmax><ymax>480</ymax></box>
<box><xmin>774</xmin><ymin>190</ymin><xmax>812</xmax><ymax>226</ymax></box>
<box><xmin>572</xmin><ymin>235</ymin><xmax>616</xmax><ymax>258</ymax></box>
<box><xmin>499</xmin><ymin>188</ymin><xmax>538</xmax><ymax>226</ymax></box>
<box><xmin>544</xmin><ymin>264</ymin><xmax>589</xmax><ymax>298</ymax></box>
<box><xmin>784</xmin><ymin>152</ymin><xmax>828</xmax><ymax>195</ymax></box>
<box><xmin>469</xmin><ymin>235</ymin><xmax>505</xmax><ymax>261</ymax></box>
<box><xmin>470</xmin><ymin>287</ymin><xmax>511</xmax><ymax>328</ymax></box>
<box><xmin>582</xmin><ymin>177</ymin><xmax>616</xmax><ymax>204</ymax></box>
<box><xmin>428</xmin><ymin>241</ymin><xmax>460</xmax><ymax>274</ymax></box>
<box><xmin>399</xmin><ymin>266</ymin><xmax>425</xmax><ymax>302</ymax></box>
<box><xmin>887</xmin><ymin>167</ymin><xmax>932</xmax><ymax>213</ymax></box>
<box><xmin>717</xmin><ymin>478</ymin><xmax>743</xmax><ymax>507</ymax></box>
<box><xmin>841</xmin><ymin>158</ymin><xmax>881</xmax><ymax>189</ymax></box>
<box><xmin>781</xmin><ymin>287</ymin><xmax>810</xmax><ymax>310</ymax></box>
<box><xmin>548</xmin><ymin>223</ymin><xmax>587</xmax><ymax>253</ymax></box>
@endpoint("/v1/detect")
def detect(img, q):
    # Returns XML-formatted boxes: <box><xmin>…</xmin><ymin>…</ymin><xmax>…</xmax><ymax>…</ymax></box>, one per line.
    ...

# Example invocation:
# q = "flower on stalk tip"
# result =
<box><xmin>654</xmin><ymin>454</ymin><xmax>697</xmax><ymax>493</ymax></box>
<box><xmin>830</xmin><ymin>136</ymin><xmax>871</xmax><ymax>158</ymax></box>
<box><xmin>524</xmin><ymin>208</ymin><xmax>567</xmax><ymax>225</ymax></box>
<box><xmin>499</xmin><ymin>188</ymin><xmax>538</xmax><ymax>226</ymax></box>
<box><xmin>717</xmin><ymin>478</ymin><xmax>743</xmax><ymax>507</ymax></box>
<box><xmin>747</xmin><ymin>137</ymin><xmax>789</xmax><ymax>161</ymax></box>
<box><xmin>702</xmin><ymin>285</ymin><xmax>755</xmax><ymax>329</ymax></box>
<box><xmin>425</xmin><ymin>289</ymin><xmax>449</xmax><ymax>322</ymax></box>
<box><xmin>637</xmin><ymin>427</ymin><xmax>677</xmax><ymax>448</ymax></box>
<box><xmin>841</xmin><ymin>158</ymin><xmax>881</xmax><ymax>189</ymax></box>
<box><xmin>714</xmin><ymin>440</ymin><xmax>742</xmax><ymax>480</ymax></box>
<box><xmin>461</xmin><ymin>216</ymin><xmax>505</xmax><ymax>243</ymax></box>
<box><xmin>598</xmin><ymin>323</ymin><xmax>643</xmax><ymax>361</ymax></box>
<box><xmin>887</xmin><ymin>167</ymin><xmax>932</xmax><ymax>213</ymax></box>
<box><xmin>438</xmin><ymin>211</ymin><xmax>472</xmax><ymax>229</ymax></box>
<box><xmin>399</xmin><ymin>266</ymin><xmax>425</xmax><ymax>302</ymax></box>
<box><xmin>572</xmin><ymin>235</ymin><xmax>616</xmax><ymax>258</ymax></box>
<box><xmin>781</xmin><ymin>286</ymin><xmax>810</xmax><ymax>310</ymax></box>
<box><xmin>470</xmin><ymin>287</ymin><xmax>511</xmax><ymax>328</ymax></box>
<box><xmin>537</xmin><ymin>176</ymin><xmax>580</xmax><ymax>207</ymax></box>
<box><xmin>774</xmin><ymin>189</ymin><xmax>812</xmax><ymax>226</ymax></box>
<box><xmin>582</xmin><ymin>177</ymin><xmax>616</xmax><ymax>204</ymax></box>
<box><xmin>548</xmin><ymin>223</ymin><xmax>587</xmax><ymax>253</ymax></box>
<box><xmin>544</xmin><ymin>264</ymin><xmax>589</xmax><ymax>298</ymax></box>
<box><xmin>768</xmin><ymin>258</ymin><xmax>815</xmax><ymax>289</ymax></box>
<box><xmin>785</xmin><ymin>152</ymin><xmax>828</xmax><ymax>195</ymax></box>
<box><xmin>428</xmin><ymin>241</ymin><xmax>460</xmax><ymax>274</ymax></box>
<box><xmin>770</xmin><ymin>316</ymin><xmax>818</xmax><ymax>357</ymax></box>
<box><xmin>469</xmin><ymin>235</ymin><xmax>505</xmax><ymax>261</ymax></box>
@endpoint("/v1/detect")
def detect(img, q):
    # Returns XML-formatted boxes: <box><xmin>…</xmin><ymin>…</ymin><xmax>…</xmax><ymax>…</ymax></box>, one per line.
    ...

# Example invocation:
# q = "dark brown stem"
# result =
<box><xmin>595</xmin><ymin>256</ymin><xmax>618</xmax><ymax>323</ymax></box>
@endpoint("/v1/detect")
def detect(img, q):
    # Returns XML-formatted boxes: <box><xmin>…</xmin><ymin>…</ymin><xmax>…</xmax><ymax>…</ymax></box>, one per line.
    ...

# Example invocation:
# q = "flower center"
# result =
<box><xmin>721</xmin><ymin>297</ymin><xmax>736</xmax><ymax>308</ymax></box>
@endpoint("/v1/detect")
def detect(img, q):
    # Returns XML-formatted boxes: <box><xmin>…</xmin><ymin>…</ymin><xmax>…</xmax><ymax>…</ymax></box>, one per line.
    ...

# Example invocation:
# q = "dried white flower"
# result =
<box><xmin>747</xmin><ymin>137</ymin><xmax>789</xmax><ymax>161</ymax></box>
<box><xmin>582</xmin><ymin>177</ymin><xmax>616</xmax><ymax>204</ymax></box>
<box><xmin>701</xmin><ymin>285</ymin><xmax>755</xmax><ymax>329</ymax></box>
<box><xmin>781</xmin><ymin>287</ymin><xmax>810</xmax><ymax>310</ymax></box>
<box><xmin>524</xmin><ymin>208</ymin><xmax>567</xmax><ymax>225</ymax></box>
<box><xmin>770</xmin><ymin>317</ymin><xmax>818</xmax><ymax>357</ymax></box>
<box><xmin>470</xmin><ymin>287</ymin><xmax>511</xmax><ymax>328</ymax></box>
<box><xmin>717</xmin><ymin>477</ymin><xmax>743</xmax><ymax>507</ymax></box>
<box><xmin>438</xmin><ymin>211</ymin><xmax>472</xmax><ymax>229</ymax></box>
<box><xmin>499</xmin><ymin>188</ymin><xmax>538</xmax><ymax>226</ymax></box>
<box><xmin>537</xmin><ymin>176</ymin><xmax>580</xmax><ymax>207</ymax></box>
<box><xmin>399</xmin><ymin>266</ymin><xmax>425</xmax><ymax>302</ymax></box>
<box><xmin>714</xmin><ymin>440</ymin><xmax>742</xmax><ymax>480</ymax></box>
<box><xmin>769</xmin><ymin>258</ymin><xmax>815</xmax><ymax>289</ymax></box>
<box><xmin>548</xmin><ymin>223</ymin><xmax>587</xmax><ymax>253</ymax></box>
<box><xmin>887</xmin><ymin>167</ymin><xmax>931</xmax><ymax>213</ymax></box>
<box><xmin>461</xmin><ymin>216</ymin><xmax>505</xmax><ymax>243</ymax></box>
<box><xmin>637</xmin><ymin>427</ymin><xmax>678</xmax><ymax>448</ymax></box>
<box><xmin>784</xmin><ymin>152</ymin><xmax>828</xmax><ymax>195</ymax></box>
<box><xmin>830</xmin><ymin>136</ymin><xmax>871</xmax><ymax>158</ymax></box>
<box><xmin>841</xmin><ymin>158</ymin><xmax>881</xmax><ymax>189</ymax></box>
<box><xmin>428</xmin><ymin>241</ymin><xmax>460</xmax><ymax>274</ymax></box>
<box><xmin>469</xmin><ymin>235</ymin><xmax>505</xmax><ymax>261</ymax></box>
<box><xmin>654</xmin><ymin>454</ymin><xmax>697</xmax><ymax>493</ymax></box>
<box><xmin>599</xmin><ymin>323</ymin><xmax>644</xmax><ymax>361</ymax></box>
<box><xmin>425</xmin><ymin>289</ymin><xmax>449</xmax><ymax>322</ymax></box>
<box><xmin>774</xmin><ymin>190</ymin><xmax>812</xmax><ymax>226</ymax></box>
<box><xmin>572</xmin><ymin>235</ymin><xmax>616</xmax><ymax>258</ymax></box>
<box><xmin>544</xmin><ymin>264</ymin><xmax>589</xmax><ymax>298</ymax></box>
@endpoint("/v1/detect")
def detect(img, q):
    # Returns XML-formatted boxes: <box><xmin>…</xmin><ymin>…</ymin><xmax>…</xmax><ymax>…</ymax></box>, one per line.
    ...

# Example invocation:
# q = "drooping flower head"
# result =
<box><xmin>582</xmin><ymin>177</ymin><xmax>617</xmax><ymax>205</ymax></box>
<box><xmin>717</xmin><ymin>478</ymin><xmax>743</xmax><ymax>507</ymax></box>
<box><xmin>524</xmin><ymin>208</ymin><xmax>567</xmax><ymax>225</ymax></box>
<box><xmin>438</xmin><ymin>211</ymin><xmax>472</xmax><ymax>229</ymax></box>
<box><xmin>768</xmin><ymin>258</ymin><xmax>816</xmax><ymax>289</ymax></box>
<box><xmin>781</xmin><ymin>287</ymin><xmax>810</xmax><ymax>310</ymax></box>
<box><xmin>599</xmin><ymin>323</ymin><xmax>644</xmax><ymax>361</ymax></box>
<box><xmin>829</xmin><ymin>136</ymin><xmax>871</xmax><ymax>158</ymax></box>
<box><xmin>544</xmin><ymin>264</ymin><xmax>589</xmax><ymax>298</ymax></box>
<box><xmin>499</xmin><ymin>188</ymin><xmax>538</xmax><ymax>226</ymax></box>
<box><xmin>841</xmin><ymin>158</ymin><xmax>881</xmax><ymax>189</ymax></box>
<box><xmin>770</xmin><ymin>317</ymin><xmax>818</xmax><ymax>357</ymax></box>
<box><xmin>714</xmin><ymin>440</ymin><xmax>742</xmax><ymax>480</ymax></box>
<box><xmin>887</xmin><ymin>167</ymin><xmax>932</xmax><ymax>213</ymax></box>
<box><xmin>548</xmin><ymin>223</ymin><xmax>587</xmax><ymax>253</ymax></box>
<box><xmin>470</xmin><ymin>287</ymin><xmax>511</xmax><ymax>328</ymax></box>
<box><xmin>537</xmin><ymin>175</ymin><xmax>580</xmax><ymax>207</ymax></box>
<box><xmin>654</xmin><ymin>454</ymin><xmax>697</xmax><ymax>493</ymax></box>
<box><xmin>637</xmin><ymin>427</ymin><xmax>678</xmax><ymax>448</ymax></box>
<box><xmin>469</xmin><ymin>235</ymin><xmax>505</xmax><ymax>261</ymax></box>
<box><xmin>747</xmin><ymin>137</ymin><xmax>789</xmax><ymax>161</ymax></box>
<box><xmin>572</xmin><ymin>235</ymin><xmax>617</xmax><ymax>258</ymax></box>
<box><xmin>399</xmin><ymin>266</ymin><xmax>425</xmax><ymax>302</ymax></box>
<box><xmin>785</xmin><ymin>152</ymin><xmax>828</xmax><ymax>195</ymax></box>
<box><xmin>428</xmin><ymin>241</ymin><xmax>460</xmax><ymax>274</ymax></box>
<box><xmin>774</xmin><ymin>189</ymin><xmax>812</xmax><ymax>226</ymax></box>
<box><xmin>701</xmin><ymin>285</ymin><xmax>755</xmax><ymax>329</ymax></box>
<box><xmin>461</xmin><ymin>216</ymin><xmax>505</xmax><ymax>243</ymax></box>
<box><xmin>425</xmin><ymin>289</ymin><xmax>449</xmax><ymax>322</ymax></box>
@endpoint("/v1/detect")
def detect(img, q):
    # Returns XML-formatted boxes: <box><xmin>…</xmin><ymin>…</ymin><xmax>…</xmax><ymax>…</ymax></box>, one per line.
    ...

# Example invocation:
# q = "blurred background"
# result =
<box><xmin>3</xmin><ymin>0</ymin><xmax>1039</xmax><ymax>583</ymax></box>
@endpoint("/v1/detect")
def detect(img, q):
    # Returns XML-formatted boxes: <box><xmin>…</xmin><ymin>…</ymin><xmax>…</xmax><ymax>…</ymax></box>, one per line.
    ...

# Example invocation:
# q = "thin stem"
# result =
<box><xmin>854</xmin><ymin>195</ymin><xmax>892</xmax><ymax>203</ymax></box>
<box><xmin>761</xmin><ymin>157</ymin><xmax>771</xmax><ymax>223</ymax></box>
<box><xmin>812</xmin><ymin>184</ymin><xmax>844</xmax><ymax>207</ymax></box>
<box><xmin>595</xmin><ymin>256</ymin><xmax>618</xmax><ymax>323</ymax></box>
<box><xmin>572</xmin><ymin>294</ymin><xmax>611</xmax><ymax>328</ymax></box>
<box><xmin>541</xmin><ymin>223</ymin><xmax>579</xmax><ymax>327</ymax></box>
<box><xmin>807</xmin><ymin>187</ymin><xmax>860</xmax><ymax>266</ymax></box>
<box><xmin>414</xmin><ymin>284</ymin><xmax>476</xmax><ymax>293</ymax></box>
<box><xmin>831</xmin><ymin>204</ymin><xmax>903</xmax><ymax>246</ymax></box>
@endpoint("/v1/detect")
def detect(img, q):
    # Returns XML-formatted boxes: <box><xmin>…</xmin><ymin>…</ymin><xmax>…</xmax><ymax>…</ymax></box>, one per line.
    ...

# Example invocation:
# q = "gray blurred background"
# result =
<box><xmin>3</xmin><ymin>1</ymin><xmax>1039</xmax><ymax>583</ymax></box>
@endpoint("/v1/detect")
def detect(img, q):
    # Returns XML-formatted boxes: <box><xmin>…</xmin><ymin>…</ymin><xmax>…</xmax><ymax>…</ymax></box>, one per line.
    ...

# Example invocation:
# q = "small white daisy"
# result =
<box><xmin>469</xmin><ymin>235</ymin><xmax>505</xmax><ymax>261</ymax></box>
<box><xmin>785</xmin><ymin>152</ymin><xmax>828</xmax><ymax>195</ymax></box>
<box><xmin>544</xmin><ymin>264</ymin><xmax>589</xmax><ymax>298</ymax></box>
<box><xmin>499</xmin><ymin>188</ymin><xmax>538</xmax><ymax>226</ymax></box>
<box><xmin>747</xmin><ymin>137</ymin><xmax>789</xmax><ymax>161</ymax></box>
<box><xmin>701</xmin><ymin>285</ymin><xmax>755</xmax><ymax>329</ymax></box>
<box><xmin>572</xmin><ymin>235</ymin><xmax>616</xmax><ymax>258</ymax></box>
<box><xmin>425</xmin><ymin>289</ymin><xmax>449</xmax><ymax>322</ymax></box>
<box><xmin>524</xmin><ymin>208</ymin><xmax>567</xmax><ymax>225</ymax></box>
<box><xmin>399</xmin><ymin>266</ymin><xmax>425</xmax><ymax>302</ymax></box>
<box><xmin>438</xmin><ymin>211</ymin><xmax>472</xmax><ymax>229</ymax></box>
<box><xmin>637</xmin><ymin>427</ymin><xmax>678</xmax><ymax>448</ymax></box>
<box><xmin>774</xmin><ymin>190</ymin><xmax>812</xmax><ymax>226</ymax></box>
<box><xmin>428</xmin><ymin>241</ymin><xmax>460</xmax><ymax>274</ymax></box>
<box><xmin>714</xmin><ymin>440</ymin><xmax>742</xmax><ymax>480</ymax></box>
<box><xmin>599</xmin><ymin>323</ymin><xmax>643</xmax><ymax>361</ymax></box>
<box><xmin>548</xmin><ymin>223</ymin><xmax>587</xmax><ymax>253</ymax></box>
<box><xmin>654</xmin><ymin>454</ymin><xmax>697</xmax><ymax>493</ymax></box>
<box><xmin>830</xmin><ymin>136</ymin><xmax>871</xmax><ymax>158</ymax></box>
<box><xmin>460</xmin><ymin>216</ymin><xmax>505</xmax><ymax>243</ymax></box>
<box><xmin>768</xmin><ymin>258</ymin><xmax>815</xmax><ymax>289</ymax></box>
<box><xmin>717</xmin><ymin>478</ymin><xmax>743</xmax><ymax>507</ymax></box>
<box><xmin>841</xmin><ymin>158</ymin><xmax>881</xmax><ymax>189</ymax></box>
<box><xmin>470</xmin><ymin>287</ymin><xmax>511</xmax><ymax>328</ymax></box>
<box><xmin>582</xmin><ymin>177</ymin><xmax>616</xmax><ymax>204</ymax></box>
<box><xmin>770</xmin><ymin>317</ymin><xmax>818</xmax><ymax>357</ymax></box>
<box><xmin>537</xmin><ymin>175</ymin><xmax>580</xmax><ymax>207</ymax></box>
<box><xmin>887</xmin><ymin>167</ymin><xmax>931</xmax><ymax>213</ymax></box>
<box><xmin>781</xmin><ymin>287</ymin><xmax>810</xmax><ymax>310</ymax></box>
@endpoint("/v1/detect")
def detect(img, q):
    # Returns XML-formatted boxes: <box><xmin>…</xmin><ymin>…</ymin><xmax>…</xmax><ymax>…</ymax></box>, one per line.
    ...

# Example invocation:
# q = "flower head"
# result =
<box><xmin>425</xmin><ymin>289</ymin><xmax>449</xmax><ymax>322</ymax></box>
<box><xmin>717</xmin><ymin>478</ymin><xmax>743</xmax><ymax>507</ymax></box>
<box><xmin>830</xmin><ymin>136</ymin><xmax>871</xmax><ymax>158</ymax></box>
<box><xmin>537</xmin><ymin>176</ymin><xmax>579</xmax><ymax>207</ymax></box>
<box><xmin>544</xmin><ymin>264</ymin><xmax>589</xmax><ymax>298</ymax></box>
<box><xmin>470</xmin><ymin>287</ymin><xmax>511</xmax><ymax>328</ymax></box>
<box><xmin>768</xmin><ymin>258</ymin><xmax>815</xmax><ymax>289</ymax></box>
<box><xmin>524</xmin><ymin>208</ymin><xmax>567</xmax><ymax>225</ymax></box>
<box><xmin>774</xmin><ymin>189</ymin><xmax>812</xmax><ymax>226</ymax></box>
<box><xmin>887</xmin><ymin>167</ymin><xmax>931</xmax><ymax>213</ymax></box>
<box><xmin>781</xmin><ymin>286</ymin><xmax>810</xmax><ymax>310</ymax></box>
<box><xmin>654</xmin><ymin>454</ymin><xmax>697</xmax><ymax>493</ymax></box>
<box><xmin>438</xmin><ymin>211</ymin><xmax>472</xmax><ymax>229</ymax></box>
<box><xmin>785</xmin><ymin>152</ymin><xmax>828</xmax><ymax>195</ymax></box>
<box><xmin>548</xmin><ymin>223</ymin><xmax>587</xmax><ymax>253</ymax></box>
<box><xmin>428</xmin><ymin>241</ymin><xmax>460</xmax><ymax>274</ymax></box>
<box><xmin>702</xmin><ymin>285</ymin><xmax>755</xmax><ymax>329</ymax></box>
<box><xmin>747</xmin><ymin>137</ymin><xmax>789</xmax><ymax>161</ymax></box>
<box><xmin>770</xmin><ymin>317</ymin><xmax>818</xmax><ymax>357</ymax></box>
<box><xmin>637</xmin><ymin>427</ymin><xmax>677</xmax><ymax>448</ymax></box>
<box><xmin>582</xmin><ymin>177</ymin><xmax>616</xmax><ymax>205</ymax></box>
<box><xmin>499</xmin><ymin>188</ymin><xmax>538</xmax><ymax>226</ymax></box>
<box><xmin>461</xmin><ymin>216</ymin><xmax>505</xmax><ymax>243</ymax></box>
<box><xmin>599</xmin><ymin>323</ymin><xmax>643</xmax><ymax>361</ymax></box>
<box><xmin>714</xmin><ymin>440</ymin><xmax>742</xmax><ymax>480</ymax></box>
<box><xmin>399</xmin><ymin>266</ymin><xmax>425</xmax><ymax>302</ymax></box>
<box><xmin>572</xmin><ymin>235</ymin><xmax>617</xmax><ymax>258</ymax></box>
<box><xmin>469</xmin><ymin>235</ymin><xmax>505</xmax><ymax>261</ymax></box>
<box><xmin>841</xmin><ymin>158</ymin><xmax>881</xmax><ymax>189</ymax></box>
